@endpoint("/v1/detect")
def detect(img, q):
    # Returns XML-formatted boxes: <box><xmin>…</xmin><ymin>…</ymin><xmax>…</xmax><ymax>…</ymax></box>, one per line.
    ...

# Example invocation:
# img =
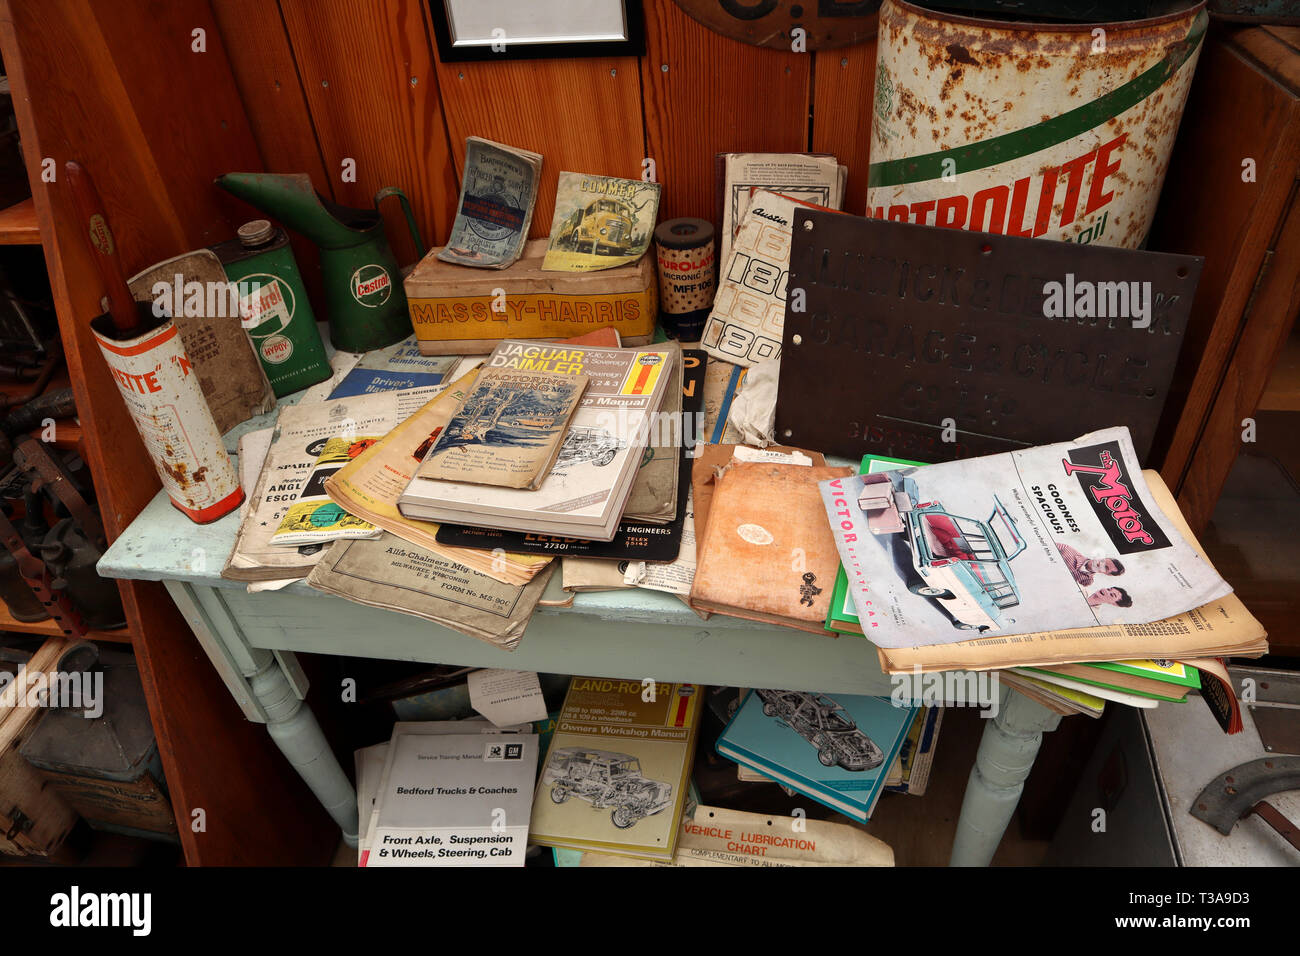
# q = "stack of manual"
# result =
<box><xmin>399</xmin><ymin>339</ymin><xmax>677</xmax><ymax>541</ymax></box>
<box><xmin>357</xmin><ymin>719</ymin><xmax>538</xmax><ymax>867</ymax></box>
<box><xmin>999</xmin><ymin>658</ymin><xmax>1206</xmax><ymax>718</ymax></box>
<box><xmin>814</xmin><ymin>428</ymin><xmax>1268</xmax><ymax>726</ymax></box>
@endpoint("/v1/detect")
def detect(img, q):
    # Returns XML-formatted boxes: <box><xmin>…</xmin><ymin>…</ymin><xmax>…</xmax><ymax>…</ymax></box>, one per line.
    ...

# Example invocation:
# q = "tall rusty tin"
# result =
<box><xmin>91</xmin><ymin>302</ymin><xmax>242</xmax><ymax>524</ymax></box>
<box><xmin>867</xmin><ymin>0</ymin><xmax>1207</xmax><ymax>249</ymax></box>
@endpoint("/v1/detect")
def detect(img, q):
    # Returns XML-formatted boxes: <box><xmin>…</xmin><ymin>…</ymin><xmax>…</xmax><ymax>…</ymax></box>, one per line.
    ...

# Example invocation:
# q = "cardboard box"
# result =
<box><xmin>405</xmin><ymin>239</ymin><xmax>657</xmax><ymax>354</ymax></box>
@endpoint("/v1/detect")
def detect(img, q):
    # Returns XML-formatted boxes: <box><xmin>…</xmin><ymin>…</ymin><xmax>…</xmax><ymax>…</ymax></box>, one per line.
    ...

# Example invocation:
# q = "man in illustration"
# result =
<box><xmin>1087</xmin><ymin>586</ymin><xmax>1133</xmax><ymax>608</ymax></box>
<box><xmin>1056</xmin><ymin>542</ymin><xmax>1125</xmax><ymax>588</ymax></box>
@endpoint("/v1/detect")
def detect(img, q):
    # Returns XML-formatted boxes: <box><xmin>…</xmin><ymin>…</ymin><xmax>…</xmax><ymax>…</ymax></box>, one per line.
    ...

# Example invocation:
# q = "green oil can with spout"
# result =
<box><xmin>216</xmin><ymin>172</ymin><xmax>425</xmax><ymax>352</ymax></box>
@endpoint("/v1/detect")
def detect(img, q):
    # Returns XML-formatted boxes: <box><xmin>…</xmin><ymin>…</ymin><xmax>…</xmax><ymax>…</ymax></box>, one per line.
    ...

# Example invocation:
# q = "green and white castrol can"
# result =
<box><xmin>212</xmin><ymin>220</ymin><xmax>332</xmax><ymax>396</ymax></box>
<box><xmin>867</xmin><ymin>0</ymin><xmax>1207</xmax><ymax>250</ymax></box>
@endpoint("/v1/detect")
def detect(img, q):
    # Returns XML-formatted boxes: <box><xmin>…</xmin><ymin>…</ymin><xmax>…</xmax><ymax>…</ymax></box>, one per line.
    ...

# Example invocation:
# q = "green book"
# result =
<box><xmin>824</xmin><ymin>454</ymin><xmax>926</xmax><ymax>636</ymax></box>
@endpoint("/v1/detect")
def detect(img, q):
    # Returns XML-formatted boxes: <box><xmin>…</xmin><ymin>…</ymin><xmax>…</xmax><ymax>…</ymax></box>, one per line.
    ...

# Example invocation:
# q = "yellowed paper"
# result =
<box><xmin>324</xmin><ymin>370</ymin><xmax>550</xmax><ymax>586</ymax></box>
<box><xmin>579</xmin><ymin>805</ymin><xmax>893</xmax><ymax>867</ymax></box>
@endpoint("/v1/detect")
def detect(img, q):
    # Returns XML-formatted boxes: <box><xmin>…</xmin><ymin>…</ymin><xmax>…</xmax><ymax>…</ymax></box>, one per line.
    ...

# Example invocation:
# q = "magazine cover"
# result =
<box><xmin>716</xmin><ymin>689</ymin><xmax>916</xmax><ymax>823</ymax></box>
<box><xmin>701</xmin><ymin>189</ymin><xmax>839</xmax><ymax>367</ymax></box>
<box><xmin>271</xmin><ymin>435</ymin><xmax>384</xmax><ymax>546</ymax></box>
<box><xmin>542</xmin><ymin>172</ymin><xmax>661</xmax><ymax>273</ymax></box>
<box><xmin>416</xmin><ymin>367</ymin><xmax>588</xmax><ymax>489</ymax></box>
<box><xmin>826</xmin><ymin>454</ymin><xmax>925</xmax><ymax>634</ymax></box>
<box><xmin>529</xmin><ymin>678</ymin><xmax>702</xmax><ymax>862</ymax></box>
<box><xmin>819</xmin><ymin>426</ymin><xmax>1233</xmax><ymax>650</ymax></box>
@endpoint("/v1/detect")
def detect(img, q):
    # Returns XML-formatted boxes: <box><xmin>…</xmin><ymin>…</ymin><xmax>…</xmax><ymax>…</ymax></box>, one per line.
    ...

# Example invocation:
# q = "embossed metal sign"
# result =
<box><xmin>776</xmin><ymin>210</ymin><xmax>1202</xmax><ymax>463</ymax></box>
<box><xmin>671</xmin><ymin>0</ymin><xmax>879</xmax><ymax>51</ymax></box>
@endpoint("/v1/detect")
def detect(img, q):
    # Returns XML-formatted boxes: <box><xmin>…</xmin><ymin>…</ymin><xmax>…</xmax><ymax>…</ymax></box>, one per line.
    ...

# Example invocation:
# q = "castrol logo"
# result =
<box><xmin>351</xmin><ymin>264</ymin><xmax>392</xmax><ymax>308</ymax></box>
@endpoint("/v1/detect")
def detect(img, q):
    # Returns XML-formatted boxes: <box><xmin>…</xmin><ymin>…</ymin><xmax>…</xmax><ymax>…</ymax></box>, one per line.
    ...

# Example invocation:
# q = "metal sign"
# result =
<box><xmin>776</xmin><ymin>210</ymin><xmax>1202</xmax><ymax>463</ymax></box>
<box><xmin>670</xmin><ymin>0</ymin><xmax>880</xmax><ymax>51</ymax></box>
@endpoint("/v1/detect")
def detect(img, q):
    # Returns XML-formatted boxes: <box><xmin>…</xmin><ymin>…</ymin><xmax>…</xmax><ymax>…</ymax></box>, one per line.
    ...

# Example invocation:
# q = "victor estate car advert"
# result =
<box><xmin>819</xmin><ymin>426</ymin><xmax>1232</xmax><ymax>649</ymax></box>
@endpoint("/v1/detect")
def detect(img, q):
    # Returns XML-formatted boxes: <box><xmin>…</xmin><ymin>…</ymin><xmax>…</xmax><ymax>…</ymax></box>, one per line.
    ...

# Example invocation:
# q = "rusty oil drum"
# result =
<box><xmin>866</xmin><ymin>0</ymin><xmax>1207</xmax><ymax>249</ymax></box>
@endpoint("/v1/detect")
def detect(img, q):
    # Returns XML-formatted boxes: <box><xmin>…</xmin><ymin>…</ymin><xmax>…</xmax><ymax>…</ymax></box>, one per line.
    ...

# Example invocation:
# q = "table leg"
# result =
<box><xmin>950</xmin><ymin>686</ymin><xmax>1061</xmax><ymax>866</ymax></box>
<box><xmin>166</xmin><ymin>581</ymin><xmax>359</xmax><ymax>845</ymax></box>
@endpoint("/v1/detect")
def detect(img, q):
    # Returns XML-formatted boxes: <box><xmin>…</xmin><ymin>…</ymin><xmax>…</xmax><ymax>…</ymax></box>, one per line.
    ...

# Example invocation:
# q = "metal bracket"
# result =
<box><xmin>3</xmin><ymin>805</ymin><xmax>33</xmax><ymax>842</ymax></box>
<box><xmin>1190</xmin><ymin>756</ymin><xmax>1300</xmax><ymax>835</ymax></box>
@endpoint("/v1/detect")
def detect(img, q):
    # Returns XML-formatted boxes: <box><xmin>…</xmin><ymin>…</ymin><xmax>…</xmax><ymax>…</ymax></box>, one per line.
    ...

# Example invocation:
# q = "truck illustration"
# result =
<box><xmin>555</xmin><ymin>426</ymin><xmax>624</xmax><ymax>467</ymax></box>
<box><xmin>555</xmin><ymin>197</ymin><xmax>642</xmax><ymax>256</ymax></box>
<box><xmin>542</xmin><ymin>747</ymin><xmax>673</xmax><ymax>829</ymax></box>
<box><xmin>755</xmin><ymin>690</ymin><xmax>884</xmax><ymax>771</ymax></box>
<box><xmin>863</xmin><ymin>472</ymin><xmax>1026</xmax><ymax>633</ymax></box>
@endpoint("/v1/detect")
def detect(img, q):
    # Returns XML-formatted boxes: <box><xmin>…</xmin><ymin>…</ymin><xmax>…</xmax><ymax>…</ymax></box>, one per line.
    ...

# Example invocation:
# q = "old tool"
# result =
<box><xmin>1</xmin><ymin>439</ymin><xmax>123</xmax><ymax>629</ymax></box>
<box><xmin>0</xmin><ymin>505</ymin><xmax>85</xmax><ymax>638</ymax></box>
<box><xmin>215</xmin><ymin>172</ymin><xmax>423</xmax><ymax>352</ymax></box>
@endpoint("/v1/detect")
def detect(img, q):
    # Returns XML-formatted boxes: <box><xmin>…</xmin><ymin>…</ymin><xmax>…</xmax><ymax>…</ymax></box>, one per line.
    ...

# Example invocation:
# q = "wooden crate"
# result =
<box><xmin>406</xmin><ymin>239</ymin><xmax>658</xmax><ymax>353</ymax></box>
<box><xmin>0</xmin><ymin>638</ymin><xmax>79</xmax><ymax>856</ymax></box>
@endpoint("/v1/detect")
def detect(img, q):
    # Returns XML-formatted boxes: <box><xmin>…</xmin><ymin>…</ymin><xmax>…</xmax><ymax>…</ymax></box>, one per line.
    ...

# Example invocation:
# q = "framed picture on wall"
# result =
<box><xmin>429</xmin><ymin>0</ymin><xmax>645</xmax><ymax>62</ymax></box>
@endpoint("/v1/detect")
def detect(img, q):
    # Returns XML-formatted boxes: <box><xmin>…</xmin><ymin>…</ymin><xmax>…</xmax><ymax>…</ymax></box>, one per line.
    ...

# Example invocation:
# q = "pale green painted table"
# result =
<box><xmin>97</xmin><ymin>446</ymin><xmax>1059</xmax><ymax>867</ymax></box>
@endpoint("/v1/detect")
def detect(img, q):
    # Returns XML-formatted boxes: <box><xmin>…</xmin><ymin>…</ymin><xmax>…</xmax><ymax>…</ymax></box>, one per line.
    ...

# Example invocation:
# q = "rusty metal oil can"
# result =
<box><xmin>90</xmin><ymin>302</ymin><xmax>242</xmax><ymax>524</ymax></box>
<box><xmin>866</xmin><ymin>0</ymin><xmax>1207</xmax><ymax>249</ymax></box>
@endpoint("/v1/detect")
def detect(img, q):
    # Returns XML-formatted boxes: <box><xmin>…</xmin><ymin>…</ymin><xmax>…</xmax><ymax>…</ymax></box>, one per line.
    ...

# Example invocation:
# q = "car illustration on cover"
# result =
<box><xmin>542</xmin><ymin>747</ymin><xmax>673</xmax><ymax>829</ymax></box>
<box><xmin>554</xmin><ymin>426</ymin><xmax>625</xmax><ymax>468</ymax></box>
<box><xmin>754</xmin><ymin>690</ymin><xmax>884</xmax><ymax>772</ymax></box>
<box><xmin>862</xmin><ymin>472</ymin><xmax>1027</xmax><ymax>633</ymax></box>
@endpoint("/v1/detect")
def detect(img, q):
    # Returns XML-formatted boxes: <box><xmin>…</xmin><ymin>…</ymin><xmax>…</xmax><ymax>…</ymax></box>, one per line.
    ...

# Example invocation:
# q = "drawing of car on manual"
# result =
<box><xmin>554</xmin><ymin>426</ymin><xmax>625</xmax><ymax>468</ymax></box>
<box><xmin>755</xmin><ymin>690</ymin><xmax>884</xmax><ymax>772</ymax></box>
<box><xmin>862</xmin><ymin>472</ymin><xmax>1026</xmax><ymax>633</ymax></box>
<box><xmin>542</xmin><ymin>748</ymin><xmax>673</xmax><ymax>829</ymax></box>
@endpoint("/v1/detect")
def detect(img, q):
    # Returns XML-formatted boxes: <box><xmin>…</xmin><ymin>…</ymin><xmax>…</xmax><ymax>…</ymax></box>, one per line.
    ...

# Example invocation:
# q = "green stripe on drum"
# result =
<box><xmin>867</xmin><ymin>10</ymin><xmax>1207</xmax><ymax>190</ymax></box>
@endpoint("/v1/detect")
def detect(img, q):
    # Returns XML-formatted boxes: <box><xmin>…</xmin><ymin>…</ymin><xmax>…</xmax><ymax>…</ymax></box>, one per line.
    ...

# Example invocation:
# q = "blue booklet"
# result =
<box><xmin>717</xmin><ymin>689</ymin><xmax>916</xmax><ymax>823</ymax></box>
<box><xmin>329</xmin><ymin>337</ymin><xmax>460</xmax><ymax>398</ymax></box>
<box><xmin>328</xmin><ymin>368</ymin><xmax>447</xmax><ymax>397</ymax></box>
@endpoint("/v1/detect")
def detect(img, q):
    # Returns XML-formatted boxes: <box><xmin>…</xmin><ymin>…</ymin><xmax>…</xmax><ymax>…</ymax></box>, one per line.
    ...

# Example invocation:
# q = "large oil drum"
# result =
<box><xmin>867</xmin><ymin>0</ymin><xmax>1207</xmax><ymax>249</ymax></box>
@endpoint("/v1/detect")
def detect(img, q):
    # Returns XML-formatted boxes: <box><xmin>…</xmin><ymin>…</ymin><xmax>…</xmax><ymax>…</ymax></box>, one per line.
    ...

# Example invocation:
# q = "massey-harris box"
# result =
<box><xmin>405</xmin><ymin>238</ymin><xmax>657</xmax><ymax>355</ymax></box>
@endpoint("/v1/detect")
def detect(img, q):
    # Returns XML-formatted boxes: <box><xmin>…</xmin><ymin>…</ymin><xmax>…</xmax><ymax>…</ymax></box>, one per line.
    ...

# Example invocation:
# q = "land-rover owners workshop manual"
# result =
<box><xmin>529</xmin><ymin>677</ymin><xmax>702</xmax><ymax>862</ymax></box>
<box><xmin>400</xmin><ymin>340</ymin><xmax>676</xmax><ymax>541</ymax></box>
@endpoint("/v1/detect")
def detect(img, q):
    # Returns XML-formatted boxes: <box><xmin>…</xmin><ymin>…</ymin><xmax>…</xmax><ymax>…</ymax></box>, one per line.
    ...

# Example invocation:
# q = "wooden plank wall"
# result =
<box><xmin>211</xmin><ymin>0</ymin><xmax>878</xmax><ymax>249</ymax></box>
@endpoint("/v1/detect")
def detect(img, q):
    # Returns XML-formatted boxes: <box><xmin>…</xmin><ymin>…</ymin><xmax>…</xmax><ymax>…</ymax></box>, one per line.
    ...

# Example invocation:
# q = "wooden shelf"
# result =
<box><xmin>0</xmin><ymin>600</ymin><xmax>133</xmax><ymax>644</ymax></box>
<box><xmin>1259</xmin><ymin>331</ymin><xmax>1300</xmax><ymax>412</ymax></box>
<box><xmin>0</xmin><ymin>197</ymin><xmax>40</xmax><ymax>245</ymax></box>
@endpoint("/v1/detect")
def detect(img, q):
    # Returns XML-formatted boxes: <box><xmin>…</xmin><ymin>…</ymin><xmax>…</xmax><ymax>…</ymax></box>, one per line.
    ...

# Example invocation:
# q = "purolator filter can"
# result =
<box><xmin>654</xmin><ymin>218</ymin><xmax>716</xmax><ymax>341</ymax></box>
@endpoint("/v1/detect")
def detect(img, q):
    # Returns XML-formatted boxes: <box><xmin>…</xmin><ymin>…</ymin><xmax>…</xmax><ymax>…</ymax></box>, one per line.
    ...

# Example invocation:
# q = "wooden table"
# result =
<box><xmin>97</xmin><ymin>477</ymin><xmax>1059</xmax><ymax>866</ymax></box>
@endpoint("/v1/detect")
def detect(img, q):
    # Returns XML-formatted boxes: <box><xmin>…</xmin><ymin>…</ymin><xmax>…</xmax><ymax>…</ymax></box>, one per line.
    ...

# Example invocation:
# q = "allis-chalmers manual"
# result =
<box><xmin>820</xmin><ymin>426</ymin><xmax>1231</xmax><ymax>650</ymax></box>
